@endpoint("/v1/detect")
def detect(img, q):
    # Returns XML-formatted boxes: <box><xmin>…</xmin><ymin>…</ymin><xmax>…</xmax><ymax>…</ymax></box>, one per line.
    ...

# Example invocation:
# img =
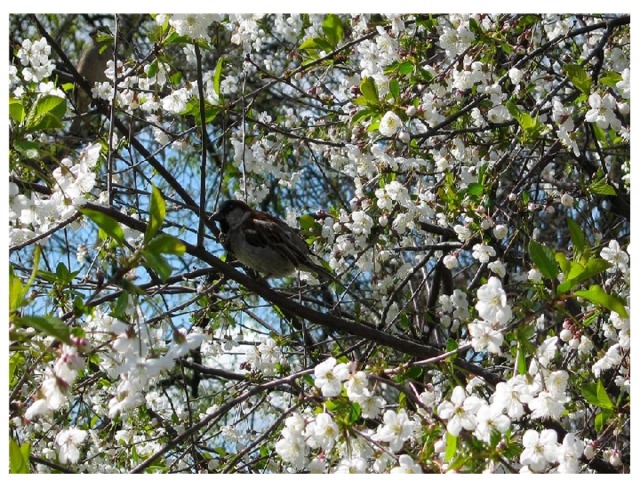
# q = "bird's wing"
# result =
<box><xmin>246</xmin><ymin>217</ymin><xmax>308</xmax><ymax>267</ymax></box>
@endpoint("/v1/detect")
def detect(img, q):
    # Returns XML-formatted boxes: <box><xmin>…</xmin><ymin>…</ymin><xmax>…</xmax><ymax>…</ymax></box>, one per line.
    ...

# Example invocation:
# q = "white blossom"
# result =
<box><xmin>379</xmin><ymin>110</ymin><xmax>402</xmax><ymax>136</ymax></box>
<box><xmin>475</xmin><ymin>277</ymin><xmax>513</xmax><ymax>327</ymax></box>
<box><xmin>520</xmin><ymin>429</ymin><xmax>559</xmax><ymax>472</ymax></box>
<box><xmin>372</xmin><ymin>409</ymin><xmax>418</xmax><ymax>452</ymax></box>
<box><xmin>55</xmin><ymin>428</ymin><xmax>88</xmax><ymax>464</ymax></box>
<box><xmin>314</xmin><ymin>357</ymin><xmax>350</xmax><ymax>397</ymax></box>
<box><xmin>391</xmin><ymin>454</ymin><xmax>423</xmax><ymax>473</ymax></box>
<box><xmin>438</xmin><ymin>386</ymin><xmax>486</xmax><ymax>436</ymax></box>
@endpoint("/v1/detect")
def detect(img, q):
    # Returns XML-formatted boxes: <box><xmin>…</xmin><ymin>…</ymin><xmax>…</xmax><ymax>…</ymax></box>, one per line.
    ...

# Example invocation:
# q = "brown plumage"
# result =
<box><xmin>210</xmin><ymin>200</ymin><xmax>334</xmax><ymax>280</ymax></box>
<box><xmin>71</xmin><ymin>32</ymin><xmax>113</xmax><ymax>138</ymax></box>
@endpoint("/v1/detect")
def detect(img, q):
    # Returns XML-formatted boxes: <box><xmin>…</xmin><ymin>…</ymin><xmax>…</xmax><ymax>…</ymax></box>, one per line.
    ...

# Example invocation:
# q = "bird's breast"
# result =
<box><xmin>227</xmin><ymin>229</ymin><xmax>295</xmax><ymax>277</ymax></box>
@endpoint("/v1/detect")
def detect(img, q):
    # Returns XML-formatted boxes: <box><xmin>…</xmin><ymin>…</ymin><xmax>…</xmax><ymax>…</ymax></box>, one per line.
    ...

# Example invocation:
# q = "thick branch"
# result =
<box><xmin>82</xmin><ymin>202</ymin><xmax>504</xmax><ymax>387</ymax></box>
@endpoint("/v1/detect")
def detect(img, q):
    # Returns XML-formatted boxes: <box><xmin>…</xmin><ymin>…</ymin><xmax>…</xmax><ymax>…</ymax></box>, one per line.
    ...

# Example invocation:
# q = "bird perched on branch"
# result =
<box><xmin>71</xmin><ymin>29</ymin><xmax>113</xmax><ymax>138</ymax></box>
<box><xmin>210</xmin><ymin>199</ymin><xmax>335</xmax><ymax>281</ymax></box>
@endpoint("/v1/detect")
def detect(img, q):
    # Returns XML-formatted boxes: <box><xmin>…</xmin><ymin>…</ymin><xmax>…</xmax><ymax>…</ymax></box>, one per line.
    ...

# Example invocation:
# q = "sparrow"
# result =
<box><xmin>71</xmin><ymin>29</ymin><xmax>114</xmax><ymax>139</ymax></box>
<box><xmin>210</xmin><ymin>200</ymin><xmax>334</xmax><ymax>281</ymax></box>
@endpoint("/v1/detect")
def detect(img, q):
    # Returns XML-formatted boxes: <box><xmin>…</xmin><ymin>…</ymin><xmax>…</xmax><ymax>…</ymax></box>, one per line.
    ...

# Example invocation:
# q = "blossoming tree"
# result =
<box><xmin>9</xmin><ymin>13</ymin><xmax>629</xmax><ymax>473</ymax></box>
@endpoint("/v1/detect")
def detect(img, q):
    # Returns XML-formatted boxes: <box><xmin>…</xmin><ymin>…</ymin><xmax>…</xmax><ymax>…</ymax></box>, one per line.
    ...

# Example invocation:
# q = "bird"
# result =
<box><xmin>71</xmin><ymin>29</ymin><xmax>113</xmax><ymax>138</ymax></box>
<box><xmin>210</xmin><ymin>199</ymin><xmax>335</xmax><ymax>281</ymax></box>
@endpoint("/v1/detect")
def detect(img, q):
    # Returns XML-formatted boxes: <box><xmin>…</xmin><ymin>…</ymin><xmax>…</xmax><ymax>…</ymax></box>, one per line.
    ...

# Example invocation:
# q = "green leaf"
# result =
<box><xmin>398</xmin><ymin>61</ymin><xmax>415</xmax><ymax>75</ymax></box>
<box><xmin>146</xmin><ymin>60</ymin><xmax>159</xmax><ymax>78</ymax></box>
<box><xmin>10</xmin><ymin>353</ymin><xmax>24</xmax><ymax>387</ymax></box>
<box><xmin>575</xmin><ymin>284</ymin><xmax>628</xmax><ymax>318</ymax></box>
<box><xmin>598</xmin><ymin>70</ymin><xmax>623</xmax><ymax>88</ymax></box>
<box><xmin>351</xmin><ymin>108</ymin><xmax>374</xmax><ymax>124</ymax></box>
<box><xmin>24</xmin><ymin>94</ymin><xmax>67</xmax><ymax>132</ymax></box>
<box><xmin>10</xmin><ymin>269</ymin><xmax>27</xmax><ymax>315</ymax></box>
<box><xmin>389</xmin><ymin>78</ymin><xmax>400</xmax><ymax>100</ymax></box>
<box><xmin>322</xmin><ymin>13</ymin><xmax>344</xmax><ymax>48</ymax></box>
<box><xmin>55</xmin><ymin>262</ymin><xmax>80</xmax><ymax>285</ymax></box>
<box><xmin>111</xmin><ymin>291</ymin><xmax>130</xmax><ymax>319</ymax></box>
<box><xmin>349</xmin><ymin>402</ymin><xmax>361</xmax><ymax>423</ymax></box>
<box><xmin>528</xmin><ymin>240</ymin><xmax>558</xmax><ymax>280</ymax></box>
<box><xmin>146</xmin><ymin>234</ymin><xmax>186</xmax><ymax>255</ymax></box>
<box><xmin>566</xmin><ymin>217</ymin><xmax>586</xmax><ymax>256</ymax></box>
<box><xmin>564</xmin><ymin>64</ymin><xmax>592</xmax><ymax>94</ymax></box>
<box><xmin>9</xmin><ymin>97</ymin><xmax>25</xmax><ymax>123</ymax></box>
<box><xmin>12</xmin><ymin>139</ymin><xmax>40</xmax><ymax>156</ymax></box>
<box><xmin>142</xmin><ymin>251</ymin><xmax>173</xmax><ymax>281</ymax></box>
<box><xmin>324</xmin><ymin>399</ymin><xmax>339</xmax><ymax>411</ymax></box>
<box><xmin>360</xmin><ymin>76</ymin><xmax>379</xmax><ymax>105</ymax></box>
<box><xmin>145</xmin><ymin>185</ymin><xmax>166</xmax><ymax>243</ymax></box>
<box><xmin>444</xmin><ymin>432</ymin><xmax>457</xmax><ymax>462</ymax></box>
<box><xmin>9</xmin><ymin>247</ymin><xmax>40</xmax><ymax>315</ymax></box>
<box><xmin>299</xmin><ymin>37</ymin><xmax>332</xmax><ymax>52</ymax></box>
<box><xmin>505</xmin><ymin>98</ymin><xmax>543</xmax><ymax>140</ymax></box>
<box><xmin>594</xmin><ymin>410</ymin><xmax>612</xmax><ymax>432</ymax></box>
<box><xmin>588</xmin><ymin>177</ymin><xmax>617</xmax><ymax>196</ymax></box>
<box><xmin>505</xmin><ymin>98</ymin><xmax>522</xmax><ymax>121</ymax></box>
<box><xmin>406</xmin><ymin>366</ymin><xmax>424</xmax><ymax>380</ymax></box>
<box><xmin>573</xmin><ymin>257</ymin><xmax>611</xmax><ymax>283</ymax></box>
<box><xmin>298</xmin><ymin>214</ymin><xmax>316</xmax><ymax>231</ymax></box>
<box><xmin>367</xmin><ymin>118</ymin><xmax>380</xmax><ymax>133</ymax></box>
<box><xmin>582</xmin><ymin>379</ymin><xmax>614</xmax><ymax>410</ymax></box>
<box><xmin>213</xmin><ymin>56</ymin><xmax>224</xmax><ymax>97</ymax></box>
<box><xmin>15</xmin><ymin>315</ymin><xmax>71</xmax><ymax>344</ymax></box>
<box><xmin>466</xmin><ymin>183</ymin><xmax>484</xmax><ymax>197</ymax></box>
<box><xmin>516</xmin><ymin>347</ymin><xmax>527</xmax><ymax>375</ymax></box>
<box><xmin>9</xmin><ymin>439</ymin><xmax>30</xmax><ymax>473</ymax></box>
<box><xmin>555</xmin><ymin>252</ymin><xmax>571</xmax><ymax>275</ymax></box>
<box><xmin>81</xmin><ymin>209</ymin><xmax>125</xmax><ymax>245</ymax></box>
<box><xmin>567</xmin><ymin>261</ymin><xmax>585</xmax><ymax>281</ymax></box>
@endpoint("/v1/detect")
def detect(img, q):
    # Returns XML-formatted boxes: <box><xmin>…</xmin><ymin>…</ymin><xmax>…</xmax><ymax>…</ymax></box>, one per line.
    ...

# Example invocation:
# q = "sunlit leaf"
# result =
<box><xmin>145</xmin><ymin>185</ymin><xmax>166</xmax><ymax>243</ymax></box>
<box><xmin>81</xmin><ymin>209</ymin><xmax>125</xmax><ymax>245</ymax></box>
<box><xmin>14</xmin><ymin>315</ymin><xmax>71</xmax><ymax>344</ymax></box>
<box><xmin>575</xmin><ymin>284</ymin><xmax>628</xmax><ymax>318</ymax></box>
<box><xmin>528</xmin><ymin>240</ymin><xmax>558</xmax><ymax>280</ymax></box>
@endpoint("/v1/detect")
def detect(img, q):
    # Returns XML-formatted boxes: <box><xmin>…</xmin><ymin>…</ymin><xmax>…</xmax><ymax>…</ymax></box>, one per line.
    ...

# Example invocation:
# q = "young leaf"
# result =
<box><xmin>24</xmin><ymin>94</ymin><xmax>67</xmax><ymax>132</ymax></box>
<box><xmin>573</xmin><ymin>258</ymin><xmax>612</xmax><ymax>283</ymax></box>
<box><xmin>588</xmin><ymin>177</ymin><xmax>617</xmax><ymax>196</ymax></box>
<box><xmin>516</xmin><ymin>348</ymin><xmax>527</xmax><ymax>375</ymax></box>
<box><xmin>360</xmin><ymin>76</ymin><xmax>379</xmax><ymax>105</ymax></box>
<box><xmin>9</xmin><ymin>97</ymin><xmax>25</xmax><ymax>123</ymax></box>
<box><xmin>213</xmin><ymin>56</ymin><xmax>224</xmax><ymax>97</ymax></box>
<box><xmin>564</xmin><ymin>64</ymin><xmax>592</xmax><ymax>95</ymax></box>
<box><xmin>598</xmin><ymin>70</ymin><xmax>623</xmax><ymax>87</ymax></box>
<box><xmin>389</xmin><ymin>78</ymin><xmax>400</xmax><ymax>100</ymax></box>
<box><xmin>581</xmin><ymin>379</ymin><xmax>614</xmax><ymax>410</ymax></box>
<box><xmin>397</xmin><ymin>61</ymin><xmax>415</xmax><ymax>75</ymax></box>
<box><xmin>349</xmin><ymin>402</ymin><xmax>361</xmax><ymax>423</ymax></box>
<box><xmin>81</xmin><ymin>209</ymin><xmax>125</xmax><ymax>245</ymax></box>
<box><xmin>145</xmin><ymin>185</ymin><xmax>166</xmax><ymax>243</ymax></box>
<box><xmin>146</xmin><ymin>234</ymin><xmax>186</xmax><ymax>255</ymax></box>
<box><xmin>575</xmin><ymin>284</ymin><xmax>628</xmax><ymax>318</ymax></box>
<box><xmin>566</xmin><ymin>217</ymin><xmax>586</xmax><ymax>256</ymax></box>
<box><xmin>10</xmin><ymin>269</ymin><xmax>27</xmax><ymax>315</ymax></box>
<box><xmin>9</xmin><ymin>247</ymin><xmax>41</xmax><ymax>316</ymax></box>
<box><xmin>528</xmin><ymin>240</ymin><xmax>558</xmax><ymax>280</ymax></box>
<box><xmin>299</xmin><ymin>37</ymin><xmax>332</xmax><ymax>52</ymax></box>
<box><xmin>594</xmin><ymin>409</ymin><xmax>612</xmax><ymax>432</ymax></box>
<box><xmin>111</xmin><ymin>291</ymin><xmax>130</xmax><ymax>319</ymax></box>
<box><xmin>142</xmin><ymin>250</ymin><xmax>173</xmax><ymax>281</ymax></box>
<box><xmin>15</xmin><ymin>315</ymin><xmax>72</xmax><ymax>344</ymax></box>
<box><xmin>555</xmin><ymin>252</ymin><xmax>571</xmax><ymax>275</ymax></box>
<box><xmin>444</xmin><ymin>432</ymin><xmax>457</xmax><ymax>462</ymax></box>
<box><xmin>9</xmin><ymin>439</ymin><xmax>30</xmax><ymax>474</ymax></box>
<box><xmin>322</xmin><ymin>13</ymin><xmax>344</xmax><ymax>48</ymax></box>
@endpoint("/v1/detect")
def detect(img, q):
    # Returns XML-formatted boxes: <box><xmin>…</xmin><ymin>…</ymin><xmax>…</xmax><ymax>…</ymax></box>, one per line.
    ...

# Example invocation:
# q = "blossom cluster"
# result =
<box><xmin>9</xmin><ymin>13</ymin><xmax>630</xmax><ymax>473</ymax></box>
